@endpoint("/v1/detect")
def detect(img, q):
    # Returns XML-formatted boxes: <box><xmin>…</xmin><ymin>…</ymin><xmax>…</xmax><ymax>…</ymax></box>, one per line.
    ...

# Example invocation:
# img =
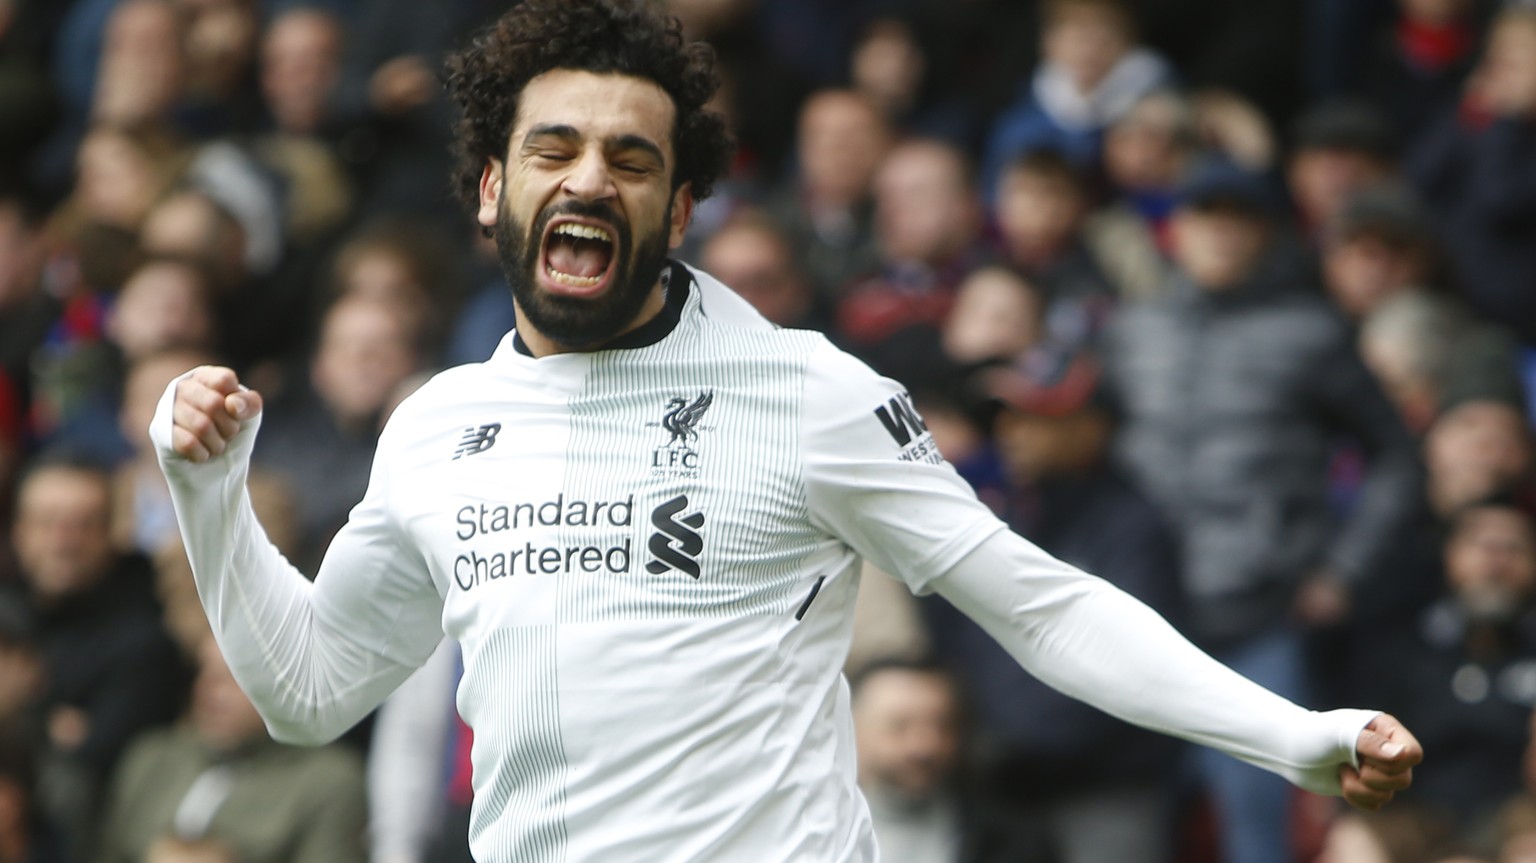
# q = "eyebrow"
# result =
<box><xmin>522</xmin><ymin>124</ymin><xmax>666</xmax><ymax>168</ymax></box>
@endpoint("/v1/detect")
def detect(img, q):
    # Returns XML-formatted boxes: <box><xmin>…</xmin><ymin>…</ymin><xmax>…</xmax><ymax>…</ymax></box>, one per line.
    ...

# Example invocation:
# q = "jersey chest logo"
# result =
<box><xmin>646</xmin><ymin>391</ymin><xmax>714</xmax><ymax>478</ymax></box>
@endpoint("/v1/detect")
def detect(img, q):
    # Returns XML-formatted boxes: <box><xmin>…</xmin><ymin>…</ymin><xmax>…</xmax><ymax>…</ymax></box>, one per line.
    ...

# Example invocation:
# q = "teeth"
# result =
<box><xmin>552</xmin><ymin>223</ymin><xmax>612</xmax><ymax>243</ymax></box>
<box><xmin>547</xmin><ymin>266</ymin><xmax>602</xmax><ymax>287</ymax></box>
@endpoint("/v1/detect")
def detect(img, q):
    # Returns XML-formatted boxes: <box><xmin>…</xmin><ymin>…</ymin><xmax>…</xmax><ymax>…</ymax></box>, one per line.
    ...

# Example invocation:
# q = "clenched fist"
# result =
<box><xmin>169</xmin><ymin>366</ymin><xmax>264</xmax><ymax>463</ymax></box>
<box><xmin>1342</xmin><ymin>713</ymin><xmax>1423</xmax><ymax>811</ymax></box>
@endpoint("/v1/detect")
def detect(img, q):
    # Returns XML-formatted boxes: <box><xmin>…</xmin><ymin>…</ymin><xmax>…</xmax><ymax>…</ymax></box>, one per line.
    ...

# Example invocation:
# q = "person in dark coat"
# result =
<box><xmin>1352</xmin><ymin>494</ymin><xmax>1536</xmax><ymax>835</ymax></box>
<box><xmin>1407</xmin><ymin>6</ymin><xmax>1536</xmax><ymax>347</ymax></box>
<box><xmin>7</xmin><ymin>453</ymin><xmax>187</xmax><ymax>861</ymax></box>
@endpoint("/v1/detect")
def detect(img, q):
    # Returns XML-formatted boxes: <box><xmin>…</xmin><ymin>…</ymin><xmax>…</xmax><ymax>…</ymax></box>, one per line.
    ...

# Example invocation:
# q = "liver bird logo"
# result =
<box><xmin>663</xmin><ymin>391</ymin><xmax>713</xmax><ymax>446</ymax></box>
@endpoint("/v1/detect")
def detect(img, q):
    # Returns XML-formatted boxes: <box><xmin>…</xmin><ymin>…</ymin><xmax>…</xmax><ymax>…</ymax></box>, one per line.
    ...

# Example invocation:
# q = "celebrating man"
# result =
<box><xmin>153</xmin><ymin>2</ymin><xmax>1421</xmax><ymax>861</ymax></box>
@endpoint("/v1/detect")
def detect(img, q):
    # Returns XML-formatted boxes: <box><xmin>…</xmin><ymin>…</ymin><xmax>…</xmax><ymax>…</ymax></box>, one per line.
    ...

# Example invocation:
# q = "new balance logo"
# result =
<box><xmin>873</xmin><ymin>392</ymin><xmax>928</xmax><ymax>447</ymax></box>
<box><xmin>645</xmin><ymin>494</ymin><xmax>705</xmax><ymax>578</ymax></box>
<box><xmin>453</xmin><ymin>423</ymin><xmax>501</xmax><ymax>459</ymax></box>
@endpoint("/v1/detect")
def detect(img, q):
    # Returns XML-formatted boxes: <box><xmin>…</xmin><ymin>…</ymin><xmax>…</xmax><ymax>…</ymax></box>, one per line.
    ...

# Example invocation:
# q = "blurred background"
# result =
<box><xmin>0</xmin><ymin>0</ymin><xmax>1535</xmax><ymax>861</ymax></box>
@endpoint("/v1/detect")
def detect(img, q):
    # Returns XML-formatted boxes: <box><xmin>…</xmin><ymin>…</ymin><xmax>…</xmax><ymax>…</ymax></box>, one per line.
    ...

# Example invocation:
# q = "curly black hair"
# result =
<box><xmin>444</xmin><ymin>0</ymin><xmax>733</xmax><ymax>214</ymax></box>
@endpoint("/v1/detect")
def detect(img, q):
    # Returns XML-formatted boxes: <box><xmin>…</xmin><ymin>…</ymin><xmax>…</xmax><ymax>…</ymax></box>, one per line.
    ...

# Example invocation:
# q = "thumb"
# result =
<box><xmin>225</xmin><ymin>389</ymin><xmax>263</xmax><ymax>422</ymax></box>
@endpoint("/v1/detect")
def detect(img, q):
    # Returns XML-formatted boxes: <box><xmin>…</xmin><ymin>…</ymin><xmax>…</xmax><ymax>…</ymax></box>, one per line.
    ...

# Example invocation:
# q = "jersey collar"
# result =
<box><xmin>510</xmin><ymin>260</ymin><xmax>694</xmax><ymax>357</ymax></box>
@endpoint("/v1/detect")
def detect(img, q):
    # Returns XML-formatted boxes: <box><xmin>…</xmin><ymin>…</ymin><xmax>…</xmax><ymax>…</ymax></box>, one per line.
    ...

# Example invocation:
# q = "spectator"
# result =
<box><xmin>1321</xmin><ymin>183</ymin><xmax>1439</xmax><ymax>322</ymax></box>
<box><xmin>835</xmin><ymin>138</ymin><xmax>986</xmax><ymax>387</ymax></box>
<box><xmin>1104</xmin><ymin>158</ymin><xmax>1421</xmax><ymax>863</ymax></box>
<box><xmin>94</xmin><ymin>638</ymin><xmax>367</xmax><ymax>863</ymax></box>
<box><xmin>7</xmin><ymin>454</ymin><xmax>186</xmax><ymax>861</ymax></box>
<box><xmin>1286</xmin><ymin>99</ymin><xmax>1399</xmax><ymax>243</ymax></box>
<box><xmin>1408</xmin><ymin>6</ymin><xmax>1536</xmax><ymax>346</ymax></box>
<box><xmin>1425</xmin><ymin>398</ymin><xmax>1535</xmax><ymax>520</ymax></box>
<box><xmin>981</xmin><ymin>0</ymin><xmax>1170</xmax><ymax>195</ymax></box>
<box><xmin>992</xmin><ymin>149</ymin><xmax>1116</xmax><ymax>344</ymax></box>
<box><xmin>851</xmin><ymin>658</ymin><xmax>1026</xmax><ymax>863</ymax></box>
<box><xmin>252</xmin><ymin>6</ymin><xmax>352</xmax><ymax>247</ymax></box>
<box><xmin>939</xmin><ymin>266</ymin><xmax>1043</xmax><ymax>368</ymax></box>
<box><xmin>177</xmin><ymin>0</ymin><xmax>262</xmax><ymax>138</ymax></box>
<box><xmin>253</xmin><ymin>295</ymin><xmax>424</xmax><ymax>570</ymax></box>
<box><xmin>1353</xmin><ymin>496</ymin><xmax>1536</xmax><ymax>828</ymax></box>
<box><xmin>89</xmin><ymin>0</ymin><xmax>184</xmax><ymax>131</ymax></box>
<box><xmin>1084</xmin><ymin>88</ymin><xmax>1196</xmax><ymax>300</ymax></box>
<box><xmin>330</xmin><ymin>219</ymin><xmax>463</xmax><ymax>365</ymax></box>
<box><xmin>105</xmin><ymin>258</ymin><xmax>218</xmax><ymax>365</ymax></box>
<box><xmin>1358</xmin><ymin>291</ymin><xmax>1524</xmax><ymax>436</ymax></box>
<box><xmin>1362</xmin><ymin>0</ymin><xmax>1483</xmax><ymax>142</ymax></box>
<box><xmin>698</xmin><ymin>210</ymin><xmax>826</xmax><ymax>331</ymax></box>
<box><xmin>764</xmin><ymin>89</ymin><xmax>888</xmax><ymax>301</ymax></box>
<box><xmin>849</xmin><ymin>16</ymin><xmax>974</xmax><ymax>149</ymax></box>
<box><xmin>926</xmin><ymin>350</ymin><xmax>1184</xmax><ymax>863</ymax></box>
<box><xmin>111</xmin><ymin>349</ymin><xmax>217</xmax><ymax>557</ymax></box>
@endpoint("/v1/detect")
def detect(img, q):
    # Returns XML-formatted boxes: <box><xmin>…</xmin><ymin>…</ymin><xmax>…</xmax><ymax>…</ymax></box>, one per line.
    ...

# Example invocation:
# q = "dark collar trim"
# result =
<box><xmin>511</xmin><ymin>260</ymin><xmax>692</xmax><ymax>357</ymax></box>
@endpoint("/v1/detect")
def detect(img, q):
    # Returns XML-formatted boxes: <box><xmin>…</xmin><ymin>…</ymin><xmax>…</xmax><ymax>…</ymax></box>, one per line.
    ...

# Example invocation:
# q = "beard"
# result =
<box><xmin>494</xmin><ymin>195</ymin><xmax>672</xmax><ymax>351</ymax></box>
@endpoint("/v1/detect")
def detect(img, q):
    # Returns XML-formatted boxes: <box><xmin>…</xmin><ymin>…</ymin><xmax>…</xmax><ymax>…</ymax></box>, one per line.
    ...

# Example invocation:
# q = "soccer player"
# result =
<box><xmin>152</xmin><ymin>2</ymin><xmax>1422</xmax><ymax>861</ymax></box>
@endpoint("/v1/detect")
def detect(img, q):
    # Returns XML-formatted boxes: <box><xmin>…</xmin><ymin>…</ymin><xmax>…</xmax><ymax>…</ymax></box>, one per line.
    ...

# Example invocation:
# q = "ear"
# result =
<box><xmin>668</xmin><ymin>183</ymin><xmax>695</xmax><ymax>250</ymax></box>
<box><xmin>477</xmin><ymin>159</ymin><xmax>504</xmax><ymax>229</ymax></box>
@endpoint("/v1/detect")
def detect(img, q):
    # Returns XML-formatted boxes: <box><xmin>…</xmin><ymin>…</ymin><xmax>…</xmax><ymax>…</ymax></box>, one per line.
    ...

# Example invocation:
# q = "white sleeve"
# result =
<box><xmin>799</xmin><ymin>340</ymin><xmax>1377</xmax><ymax>795</ymax></box>
<box><xmin>933</xmin><ymin>529</ymin><xmax>1379</xmax><ymax>795</ymax></box>
<box><xmin>801</xmin><ymin>340</ymin><xmax>1007</xmax><ymax>594</ymax></box>
<box><xmin>150</xmin><ymin>374</ymin><xmax>445</xmax><ymax>745</ymax></box>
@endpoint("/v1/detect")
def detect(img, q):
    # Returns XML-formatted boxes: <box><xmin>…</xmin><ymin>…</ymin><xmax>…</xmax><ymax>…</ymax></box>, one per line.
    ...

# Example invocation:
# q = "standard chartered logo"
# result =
<box><xmin>645</xmin><ymin>494</ymin><xmax>705</xmax><ymax>579</ymax></box>
<box><xmin>449</xmin><ymin>493</ymin><xmax>708</xmax><ymax>590</ymax></box>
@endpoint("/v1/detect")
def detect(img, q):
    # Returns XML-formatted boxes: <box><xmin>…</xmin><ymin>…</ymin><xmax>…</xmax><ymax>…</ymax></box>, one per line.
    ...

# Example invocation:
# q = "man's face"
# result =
<box><xmin>996</xmin><ymin>168</ymin><xmax>1085</xmax><ymax>259</ymax></box>
<box><xmin>798</xmin><ymin>92</ymin><xmax>888</xmax><ymax>208</ymax></box>
<box><xmin>1170</xmin><ymin>204</ymin><xmax>1269</xmax><ymax>290</ymax></box>
<box><xmin>1286</xmin><ymin>148</ymin><xmax>1391</xmax><ymax>228</ymax></box>
<box><xmin>1324</xmin><ymin>234</ymin><xmax>1421</xmax><ymax>319</ymax></box>
<box><xmin>1426</xmin><ymin>400</ymin><xmax>1533</xmax><ymax>513</ymax></box>
<box><xmin>853</xmin><ymin>669</ymin><xmax>960</xmax><ymax>800</ymax></box>
<box><xmin>1445</xmin><ymin>506</ymin><xmax>1536</xmax><ymax>624</ymax></box>
<box><xmin>478</xmin><ymin>70</ymin><xmax>692</xmax><ymax>352</ymax></box>
<box><xmin>874</xmin><ymin>142</ymin><xmax>976</xmax><ymax>267</ymax></box>
<box><xmin>14</xmin><ymin>467</ymin><xmax>115</xmax><ymax>602</ymax></box>
<box><xmin>261</xmin><ymin>10</ymin><xmax>341</xmax><ymax>135</ymax></box>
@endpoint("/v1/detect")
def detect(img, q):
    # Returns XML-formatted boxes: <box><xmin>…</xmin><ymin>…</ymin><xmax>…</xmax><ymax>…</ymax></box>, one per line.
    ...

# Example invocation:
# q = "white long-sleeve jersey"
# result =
<box><xmin>153</xmin><ymin>263</ymin><xmax>1377</xmax><ymax>863</ymax></box>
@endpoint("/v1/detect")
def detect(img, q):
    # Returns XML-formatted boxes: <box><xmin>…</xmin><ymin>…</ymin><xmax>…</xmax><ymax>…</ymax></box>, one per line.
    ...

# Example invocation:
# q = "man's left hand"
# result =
<box><xmin>1341</xmin><ymin>713</ymin><xmax>1423</xmax><ymax>810</ymax></box>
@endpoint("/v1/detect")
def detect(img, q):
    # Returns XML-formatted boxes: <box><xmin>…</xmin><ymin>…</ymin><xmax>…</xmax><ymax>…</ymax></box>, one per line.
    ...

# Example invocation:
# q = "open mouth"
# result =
<box><xmin>541</xmin><ymin>219</ymin><xmax>617</xmax><ymax>294</ymax></box>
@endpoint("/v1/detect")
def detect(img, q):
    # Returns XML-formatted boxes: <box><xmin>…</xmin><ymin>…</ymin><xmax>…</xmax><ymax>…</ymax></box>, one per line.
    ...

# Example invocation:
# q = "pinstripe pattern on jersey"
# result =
<box><xmin>558</xmin><ymin>289</ymin><xmax>825</xmax><ymax>623</ymax></box>
<box><xmin>464</xmin><ymin>625</ymin><xmax>569</xmax><ymax>863</ymax></box>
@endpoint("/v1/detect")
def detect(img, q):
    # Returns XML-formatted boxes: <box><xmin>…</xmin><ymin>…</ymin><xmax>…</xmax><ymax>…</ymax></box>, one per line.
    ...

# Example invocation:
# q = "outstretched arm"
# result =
<box><xmin>930</xmin><ymin>530</ymin><xmax>1420</xmax><ymax>807</ymax></box>
<box><xmin>799</xmin><ymin>338</ymin><xmax>1421</xmax><ymax>808</ymax></box>
<box><xmin>152</xmin><ymin>367</ymin><xmax>444</xmax><ymax>745</ymax></box>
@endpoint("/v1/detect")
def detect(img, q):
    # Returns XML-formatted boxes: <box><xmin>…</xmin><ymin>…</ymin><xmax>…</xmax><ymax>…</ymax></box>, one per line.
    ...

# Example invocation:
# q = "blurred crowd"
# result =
<box><xmin>0</xmin><ymin>0</ymin><xmax>1535</xmax><ymax>861</ymax></box>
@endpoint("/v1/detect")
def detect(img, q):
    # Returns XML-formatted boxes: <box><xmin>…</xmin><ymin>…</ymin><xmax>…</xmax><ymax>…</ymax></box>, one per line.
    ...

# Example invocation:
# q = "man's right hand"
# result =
<box><xmin>170</xmin><ymin>366</ymin><xmax>264</xmax><ymax>463</ymax></box>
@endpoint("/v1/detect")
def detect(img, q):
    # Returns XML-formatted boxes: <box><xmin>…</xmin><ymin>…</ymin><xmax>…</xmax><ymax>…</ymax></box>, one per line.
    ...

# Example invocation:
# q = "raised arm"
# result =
<box><xmin>151</xmin><ymin>366</ymin><xmax>445</xmax><ymax>744</ymax></box>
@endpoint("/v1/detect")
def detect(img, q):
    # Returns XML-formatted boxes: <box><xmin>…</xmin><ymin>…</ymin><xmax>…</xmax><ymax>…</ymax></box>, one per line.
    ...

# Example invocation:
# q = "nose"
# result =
<box><xmin>561</xmin><ymin>147</ymin><xmax>617</xmax><ymax>203</ymax></box>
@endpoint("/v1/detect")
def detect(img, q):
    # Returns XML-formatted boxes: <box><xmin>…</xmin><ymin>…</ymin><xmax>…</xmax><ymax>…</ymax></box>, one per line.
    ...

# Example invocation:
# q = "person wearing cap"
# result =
<box><xmin>1286</xmin><ymin>99</ymin><xmax>1400</xmax><ymax>243</ymax></box>
<box><xmin>923</xmin><ymin>349</ymin><xmax>1185</xmax><ymax>863</ymax></box>
<box><xmin>1104</xmin><ymin>157</ymin><xmax>1423</xmax><ymax>863</ymax></box>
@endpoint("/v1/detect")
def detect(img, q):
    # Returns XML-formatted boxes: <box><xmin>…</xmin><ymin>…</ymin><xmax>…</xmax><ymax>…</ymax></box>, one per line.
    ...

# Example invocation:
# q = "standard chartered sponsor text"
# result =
<box><xmin>453</xmin><ymin>494</ymin><xmax>634</xmax><ymax>590</ymax></box>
